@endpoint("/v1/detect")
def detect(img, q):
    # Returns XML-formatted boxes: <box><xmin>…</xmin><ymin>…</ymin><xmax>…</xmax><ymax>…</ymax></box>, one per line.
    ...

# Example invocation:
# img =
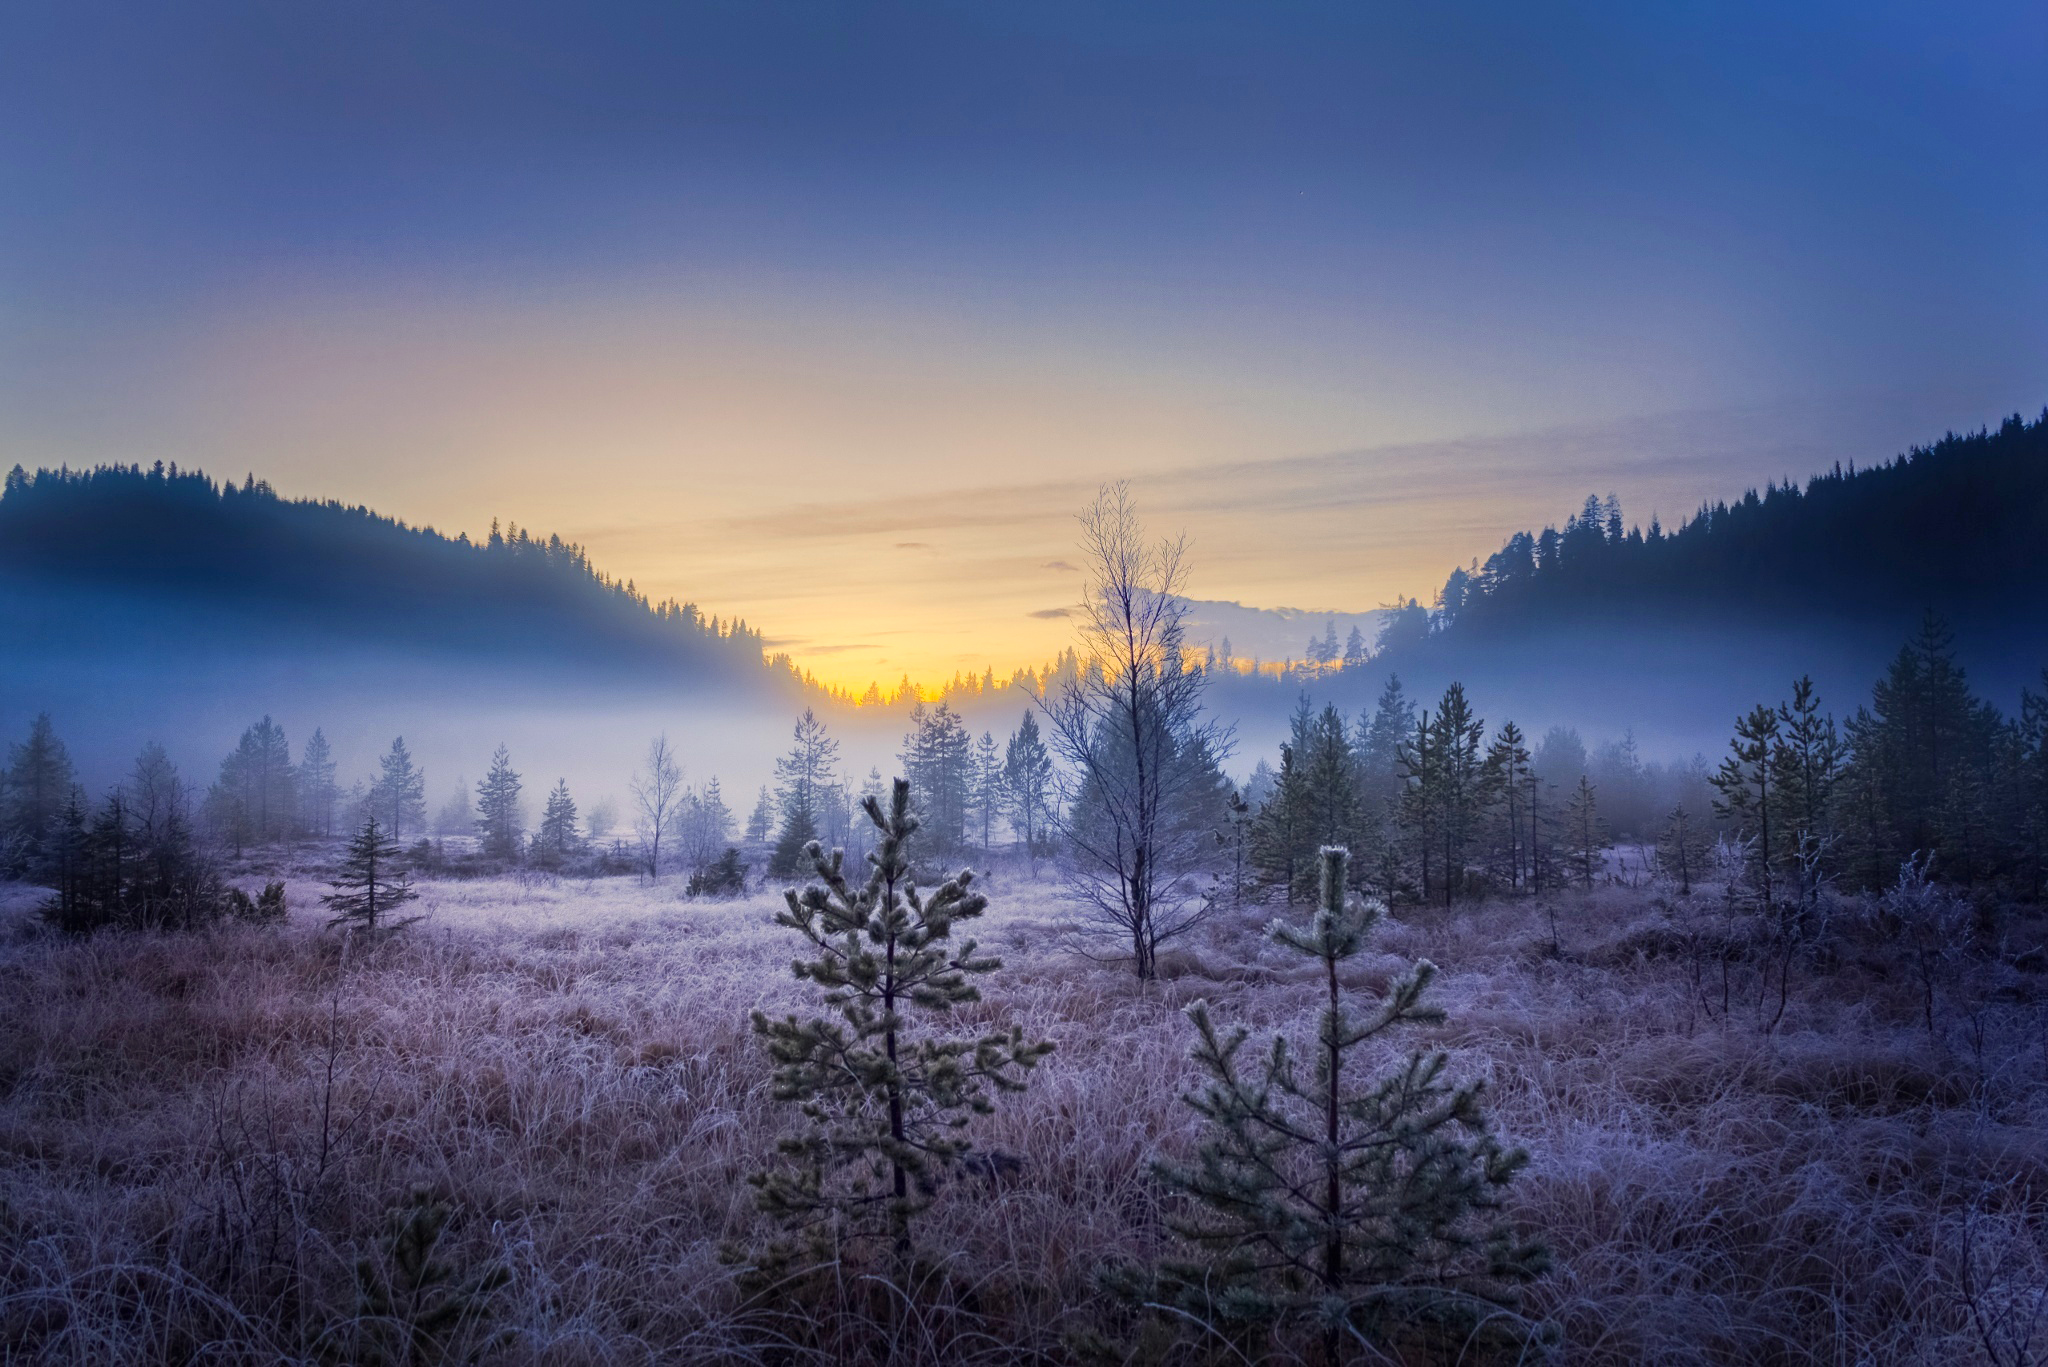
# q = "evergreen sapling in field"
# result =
<box><xmin>738</xmin><ymin>778</ymin><xmax>1053</xmax><ymax>1290</ymax></box>
<box><xmin>324</xmin><ymin>815</ymin><xmax>421</xmax><ymax>936</ymax></box>
<box><xmin>1112</xmin><ymin>846</ymin><xmax>1546</xmax><ymax>1363</ymax></box>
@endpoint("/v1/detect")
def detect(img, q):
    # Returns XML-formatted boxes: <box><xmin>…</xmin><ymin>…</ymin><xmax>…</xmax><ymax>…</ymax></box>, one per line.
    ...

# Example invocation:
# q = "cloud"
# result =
<box><xmin>1041</xmin><ymin>559</ymin><xmax>1080</xmax><ymax>572</ymax></box>
<box><xmin>1028</xmin><ymin>606</ymin><xmax>1075</xmax><ymax>619</ymax></box>
<box><xmin>895</xmin><ymin>541</ymin><xmax>933</xmax><ymax>550</ymax></box>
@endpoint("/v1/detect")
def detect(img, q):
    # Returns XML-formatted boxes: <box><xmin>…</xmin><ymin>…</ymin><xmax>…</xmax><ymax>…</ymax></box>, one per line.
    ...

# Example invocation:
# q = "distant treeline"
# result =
<box><xmin>0</xmin><ymin>461</ymin><xmax>802</xmax><ymax>684</ymax></box>
<box><xmin>1252</xmin><ymin>614</ymin><xmax>2048</xmax><ymax>906</ymax></box>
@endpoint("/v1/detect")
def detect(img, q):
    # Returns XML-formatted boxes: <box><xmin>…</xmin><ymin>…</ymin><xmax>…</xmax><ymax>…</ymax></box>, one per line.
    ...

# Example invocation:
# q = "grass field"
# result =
<box><xmin>3</xmin><ymin>860</ymin><xmax>2045</xmax><ymax>1365</ymax></box>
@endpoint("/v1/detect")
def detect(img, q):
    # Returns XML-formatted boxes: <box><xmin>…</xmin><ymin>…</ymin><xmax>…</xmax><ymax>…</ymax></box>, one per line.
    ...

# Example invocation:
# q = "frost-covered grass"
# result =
<box><xmin>2</xmin><ymin>864</ymin><xmax>2045</xmax><ymax>1364</ymax></box>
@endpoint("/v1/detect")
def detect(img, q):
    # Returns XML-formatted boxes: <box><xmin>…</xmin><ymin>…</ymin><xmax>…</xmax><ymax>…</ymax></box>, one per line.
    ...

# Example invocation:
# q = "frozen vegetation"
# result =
<box><xmin>2</xmin><ymin>851</ymin><xmax>2045</xmax><ymax>1364</ymax></box>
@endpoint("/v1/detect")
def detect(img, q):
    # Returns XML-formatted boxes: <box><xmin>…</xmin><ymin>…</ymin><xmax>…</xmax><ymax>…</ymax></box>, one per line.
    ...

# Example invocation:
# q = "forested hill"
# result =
<box><xmin>0</xmin><ymin>463</ymin><xmax>780</xmax><ymax>689</ymax></box>
<box><xmin>1430</xmin><ymin>410</ymin><xmax>2048</xmax><ymax>640</ymax></box>
<box><xmin>1229</xmin><ymin>410</ymin><xmax>2048</xmax><ymax>756</ymax></box>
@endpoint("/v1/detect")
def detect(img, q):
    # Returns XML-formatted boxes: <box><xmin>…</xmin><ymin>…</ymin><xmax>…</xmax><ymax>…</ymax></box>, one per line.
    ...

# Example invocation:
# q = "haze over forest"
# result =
<box><xmin>4</xmin><ymin>409</ymin><xmax>2043</xmax><ymax>805</ymax></box>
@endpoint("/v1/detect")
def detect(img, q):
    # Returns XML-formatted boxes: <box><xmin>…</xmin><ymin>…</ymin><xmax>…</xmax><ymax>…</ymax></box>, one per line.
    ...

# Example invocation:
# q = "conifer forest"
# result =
<box><xmin>4</xmin><ymin>5</ymin><xmax>2046</xmax><ymax>1364</ymax></box>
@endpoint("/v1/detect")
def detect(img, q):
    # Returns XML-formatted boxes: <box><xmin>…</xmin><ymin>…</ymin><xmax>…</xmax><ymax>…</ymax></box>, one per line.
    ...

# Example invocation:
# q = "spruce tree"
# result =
<box><xmin>2</xmin><ymin>712</ymin><xmax>77</xmax><ymax>877</ymax></box>
<box><xmin>1426</xmin><ymin>684</ymin><xmax>1487</xmax><ymax>907</ymax></box>
<box><xmin>1774</xmin><ymin>676</ymin><xmax>1842</xmax><ymax>856</ymax></box>
<box><xmin>298</xmin><ymin>727</ymin><xmax>339</xmax><ymax>837</ymax></box>
<box><xmin>474</xmin><ymin>746</ymin><xmax>523</xmax><ymax>863</ymax></box>
<box><xmin>1713</xmin><ymin>704</ymin><xmax>1781</xmax><ymax>906</ymax></box>
<box><xmin>899</xmin><ymin>701</ymin><xmax>971</xmax><ymax>852</ymax></box>
<box><xmin>1125</xmin><ymin>847</ymin><xmax>1546</xmax><ymax>1360</ymax></box>
<box><xmin>1564</xmin><ymin>775</ymin><xmax>1604</xmax><ymax>890</ymax></box>
<box><xmin>1481</xmin><ymin>722</ymin><xmax>1533</xmax><ymax>892</ymax></box>
<box><xmin>1255</xmin><ymin>701</ymin><xmax>1361</xmax><ymax>902</ymax></box>
<box><xmin>531</xmin><ymin>779</ymin><xmax>581</xmax><ymax>868</ymax></box>
<box><xmin>1658</xmin><ymin>805</ymin><xmax>1709</xmax><ymax>896</ymax></box>
<box><xmin>376</xmin><ymin>736</ymin><xmax>428</xmax><ymax>841</ymax></box>
<box><xmin>972</xmin><ymin>730</ymin><xmax>1003</xmax><ymax>852</ymax></box>
<box><xmin>686</xmin><ymin>846</ymin><xmax>748</xmax><ymax>897</ymax></box>
<box><xmin>1396</xmin><ymin>712</ymin><xmax>1440</xmax><ymax>903</ymax></box>
<box><xmin>774</xmin><ymin>709</ymin><xmax>841</xmax><ymax>840</ymax></box>
<box><xmin>1001</xmin><ymin>712</ymin><xmax>1055</xmax><ymax>857</ymax></box>
<box><xmin>323</xmin><ymin>815</ymin><xmax>420</xmax><ymax>935</ymax></box>
<box><xmin>745</xmin><ymin>785</ymin><xmax>775</xmax><ymax>844</ymax></box>
<box><xmin>767</xmin><ymin>803</ymin><xmax>819</xmax><ymax>879</ymax></box>
<box><xmin>741</xmin><ymin>778</ymin><xmax>1052</xmax><ymax>1283</ymax></box>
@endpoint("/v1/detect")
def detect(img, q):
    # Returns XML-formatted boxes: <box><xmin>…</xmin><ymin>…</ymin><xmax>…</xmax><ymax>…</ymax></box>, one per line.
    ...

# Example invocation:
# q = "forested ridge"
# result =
<box><xmin>1422</xmin><ymin>410</ymin><xmax>2048</xmax><ymax>640</ymax></box>
<box><xmin>0</xmin><ymin>462</ymin><xmax>775</xmax><ymax>680</ymax></box>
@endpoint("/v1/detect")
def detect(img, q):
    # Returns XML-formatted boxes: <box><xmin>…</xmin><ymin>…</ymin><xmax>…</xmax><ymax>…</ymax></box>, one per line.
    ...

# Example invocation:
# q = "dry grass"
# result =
<box><xmin>2</xmin><ymin>866</ymin><xmax>2046</xmax><ymax>1365</ymax></box>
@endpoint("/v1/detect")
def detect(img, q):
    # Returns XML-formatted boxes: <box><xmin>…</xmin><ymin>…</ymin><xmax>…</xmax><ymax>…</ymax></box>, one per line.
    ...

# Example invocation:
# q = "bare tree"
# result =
<box><xmin>630</xmin><ymin>734</ymin><xmax>684</xmax><ymax>880</ymax></box>
<box><xmin>1041</xmin><ymin>483</ymin><xmax>1230</xmax><ymax>979</ymax></box>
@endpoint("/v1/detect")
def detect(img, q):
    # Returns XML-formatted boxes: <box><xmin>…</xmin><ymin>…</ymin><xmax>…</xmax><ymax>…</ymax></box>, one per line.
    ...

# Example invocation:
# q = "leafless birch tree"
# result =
<box><xmin>630</xmin><ymin>733</ymin><xmax>684</xmax><ymax>880</ymax></box>
<box><xmin>1041</xmin><ymin>483</ymin><xmax>1230</xmax><ymax>979</ymax></box>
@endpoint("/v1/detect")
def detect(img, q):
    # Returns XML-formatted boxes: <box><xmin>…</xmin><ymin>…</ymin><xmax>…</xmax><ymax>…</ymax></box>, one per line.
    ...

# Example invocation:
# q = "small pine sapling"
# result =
<box><xmin>685</xmin><ymin>845</ymin><xmax>748</xmax><ymax>898</ymax></box>
<box><xmin>324</xmin><ymin>815</ymin><xmax>421</xmax><ymax>937</ymax></box>
<box><xmin>1119</xmin><ymin>846</ymin><xmax>1547</xmax><ymax>1362</ymax></box>
<box><xmin>1658</xmin><ymin>804</ymin><xmax>1710</xmax><ymax>896</ymax></box>
<box><xmin>350</xmin><ymin>1195</ymin><xmax>510</xmax><ymax>1366</ymax></box>
<box><xmin>739</xmin><ymin>778</ymin><xmax>1053</xmax><ymax>1290</ymax></box>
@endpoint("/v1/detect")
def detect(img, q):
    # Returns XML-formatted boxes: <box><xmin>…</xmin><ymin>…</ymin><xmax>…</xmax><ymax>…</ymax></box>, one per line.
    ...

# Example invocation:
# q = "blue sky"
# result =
<box><xmin>3</xmin><ymin>0</ymin><xmax>2043</xmax><ymax>683</ymax></box>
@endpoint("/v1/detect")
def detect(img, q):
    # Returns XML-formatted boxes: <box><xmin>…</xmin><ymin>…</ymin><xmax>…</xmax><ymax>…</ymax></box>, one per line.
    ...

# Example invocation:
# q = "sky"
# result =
<box><xmin>3</xmin><ymin>1</ymin><xmax>2043</xmax><ymax>689</ymax></box>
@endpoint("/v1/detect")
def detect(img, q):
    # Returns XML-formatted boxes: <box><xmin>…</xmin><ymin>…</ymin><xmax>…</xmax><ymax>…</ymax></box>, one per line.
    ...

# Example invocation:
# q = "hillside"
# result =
<box><xmin>0</xmin><ymin>464</ymin><xmax>821</xmax><ymax>796</ymax></box>
<box><xmin>1212</xmin><ymin>410</ymin><xmax>2048</xmax><ymax>757</ymax></box>
<box><xmin>0</xmin><ymin>463</ymin><xmax>778</xmax><ymax>683</ymax></box>
<box><xmin>1434</xmin><ymin>410</ymin><xmax>2048</xmax><ymax>638</ymax></box>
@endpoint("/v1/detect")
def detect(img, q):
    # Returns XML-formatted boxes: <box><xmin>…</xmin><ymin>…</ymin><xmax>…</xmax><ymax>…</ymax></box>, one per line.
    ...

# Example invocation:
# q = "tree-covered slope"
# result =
<box><xmin>0</xmin><ymin>462</ymin><xmax>774</xmax><ymax>684</ymax></box>
<box><xmin>1431</xmin><ymin>410</ymin><xmax>2048</xmax><ymax>638</ymax></box>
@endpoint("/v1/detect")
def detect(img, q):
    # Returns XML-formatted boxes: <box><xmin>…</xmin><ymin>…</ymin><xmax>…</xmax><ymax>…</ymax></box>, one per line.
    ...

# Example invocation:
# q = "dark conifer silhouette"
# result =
<box><xmin>324</xmin><ymin>815</ymin><xmax>420</xmax><ymax>935</ymax></box>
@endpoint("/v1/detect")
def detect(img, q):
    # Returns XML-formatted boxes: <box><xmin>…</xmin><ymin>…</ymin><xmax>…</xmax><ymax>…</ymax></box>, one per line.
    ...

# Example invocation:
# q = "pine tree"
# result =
<box><xmin>686</xmin><ymin>846</ymin><xmax>748</xmax><ymax>898</ymax></box>
<box><xmin>298</xmin><ymin>727</ymin><xmax>339</xmax><ymax>837</ymax></box>
<box><xmin>1001</xmin><ymin>712</ymin><xmax>1055</xmax><ymax>859</ymax></box>
<box><xmin>1564</xmin><ymin>776</ymin><xmax>1604</xmax><ymax>890</ymax></box>
<box><xmin>972</xmin><ymin>730</ymin><xmax>1003</xmax><ymax>853</ymax></box>
<box><xmin>767</xmin><ymin>803</ymin><xmax>818</xmax><ymax>879</ymax></box>
<box><xmin>1124</xmin><ymin>847</ymin><xmax>1546</xmax><ymax>1360</ymax></box>
<box><xmin>1255</xmin><ymin>700</ymin><xmax>1360</xmax><ymax>902</ymax></box>
<box><xmin>899</xmin><ymin>701</ymin><xmax>972</xmax><ymax>852</ymax></box>
<box><xmin>2</xmin><ymin>712</ymin><xmax>77</xmax><ymax>877</ymax></box>
<box><xmin>775</xmin><ymin>709</ymin><xmax>840</xmax><ymax>836</ymax></box>
<box><xmin>746</xmin><ymin>785</ymin><xmax>775</xmax><ymax>844</ymax></box>
<box><xmin>375</xmin><ymin>736</ymin><xmax>428</xmax><ymax>841</ymax></box>
<box><xmin>531</xmin><ymin>779</ymin><xmax>581</xmax><ymax>868</ymax></box>
<box><xmin>1427</xmin><ymin>684</ymin><xmax>1487</xmax><ymax>907</ymax></box>
<box><xmin>1775</xmin><ymin>676</ymin><xmax>1842</xmax><ymax>851</ymax></box>
<box><xmin>1481</xmin><ymin>722</ymin><xmax>1533</xmax><ymax>892</ymax></box>
<box><xmin>474</xmin><ymin>746</ymin><xmax>523</xmax><ymax>863</ymax></box>
<box><xmin>1657</xmin><ymin>805</ymin><xmax>1709</xmax><ymax>895</ymax></box>
<box><xmin>1713</xmin><ymin>704</ymin><xmax>1781</xmax><ymax>906</ymax></box>
<box><xmin>1341</xmin><ymin>625</ymin><xmax>1368</xmax><ymax>669</ymax></box>
<box><xmin>351</xmin><ymin>1196</ymin><xmax>509</xmax><ymax>1366</ymax></box>
<box><xmin>323</xmin><ymin>815</ymin><xmax>420</xmax><ymax>935</ymax></box>
<box><xmin>740</xmin><ymin>779</ymin><xmax>1053</xmax><ymax>1283</ymax></box>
